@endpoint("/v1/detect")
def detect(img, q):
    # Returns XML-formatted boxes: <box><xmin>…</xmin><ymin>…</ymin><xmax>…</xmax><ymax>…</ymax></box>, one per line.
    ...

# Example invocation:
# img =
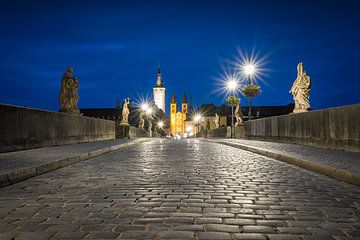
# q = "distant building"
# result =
<box><xmin>185</xmin><ymin>103</ymin><xmax>294</xmax><ymax>133</ymax></box>
<box><xmin>170</xmin><ymin>92</ymin><xmax>188</xmax><ymax>136</ymax></box>
<box><xmin>153</xmin><ymin>67</ymin><xmax>166</xmax><ymax>113</ymax></box>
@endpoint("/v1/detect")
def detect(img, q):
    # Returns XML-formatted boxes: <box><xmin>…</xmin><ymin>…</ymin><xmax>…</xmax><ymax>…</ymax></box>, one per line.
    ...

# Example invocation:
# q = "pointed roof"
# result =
<box><xmin>182</xmin><ymin>91</ymin><xmax>187</xmax><ymax>103</ymax></box>
<box><xmin>155</xmin><ymin>66</ymin><xmax>164</xmax><ymax>87</ymax></box>
<box><xmin>171</xmin><ymin>92</ymin><xmax>176</xmax><ymax>104</ymax></box>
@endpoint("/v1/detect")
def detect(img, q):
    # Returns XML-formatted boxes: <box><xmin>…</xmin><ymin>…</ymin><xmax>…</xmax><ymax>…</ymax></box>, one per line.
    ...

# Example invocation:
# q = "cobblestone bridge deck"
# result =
<box><xmin>1</xmin><ymin>139</ymin><xmax>359</xmax><ymax>240</ymax></box>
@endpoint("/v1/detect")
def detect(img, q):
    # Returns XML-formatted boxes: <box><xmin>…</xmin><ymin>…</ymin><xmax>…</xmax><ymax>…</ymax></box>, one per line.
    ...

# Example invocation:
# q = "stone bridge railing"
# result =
<box><xmin>0</xmin><ymin>104</ymin><xmax>115</xmax><ymax>153</ymax></box>
<box><xmin>244</xmin><ymin>104</ymin><xmax>360</xmax><ymax>152</ymax></box>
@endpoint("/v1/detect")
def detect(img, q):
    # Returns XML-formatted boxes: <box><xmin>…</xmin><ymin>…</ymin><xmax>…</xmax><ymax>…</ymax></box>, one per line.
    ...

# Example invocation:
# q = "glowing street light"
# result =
<box><xmin>194</xmin><ymin>114</ymin><xmax>201</xmax><ymax>123</ymax></box>
<box><xmin>145</xmin><ymin>107</ymin><xmax>153</xmax><ymax>116</ymax></box>
<box><xmin>244</xmin><ymin>64</ymin><xmax>255</xmax><ymax>77</ymax></box>
<box><xmin>141</xmin><ymin>103</ymin><xmax>149</xmax><ymax>112</ymax></box>
<box><xmin>243</xmin><ymin>63</ymin><xmax>258</xmax><ymax>120</ymax></box>
<box><xmin>157</xmin><ymin>120</ymin><xmax>164</xmax><ymax>129</ymax></box>
<box><xmin>227</xmin><ymin>78</ymin><xmax>238</xmax><ymax>92</ymax></box>
<box><xmin>226</xmin><ymin>77</ymin><xmax>240</xmax><ymax>138</ymax></box>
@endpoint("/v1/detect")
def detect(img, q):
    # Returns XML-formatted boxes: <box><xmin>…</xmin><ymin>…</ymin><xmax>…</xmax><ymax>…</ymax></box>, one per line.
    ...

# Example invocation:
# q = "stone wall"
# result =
<box><xmin>0</xmin><ymin>104</ymin><xmax>115</xmax><ymax>153</ymax></box>
<box><xmin>207</xmin><ymin>126</ymin><xmax>229</xmax><ymax>138</ymax></box>
<box><xmin>116</xmin><ymin>125</ymin><xmax>148</xmax><ymax>139</ymax></box>
<box><xmin>244</xmin><ymin>104</ymin><xmax>360</xmax><ymax>152</ymax></box>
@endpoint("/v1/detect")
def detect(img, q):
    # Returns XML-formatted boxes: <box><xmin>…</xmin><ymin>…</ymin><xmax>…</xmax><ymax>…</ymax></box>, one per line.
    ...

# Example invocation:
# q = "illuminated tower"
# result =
<box><xmin>181</xmin><ymin>92</ymin><xmax>188</xmax><ymax>133</ymax></box>
<box><xmin>153</xmin><ymin>67</ymin><xmax>166</xmax><ymax>113</ymax></box>
<box><xmin>170</xmin><ymin>93</ymin><xmax>177</xmax><ymax>135</ymax></box>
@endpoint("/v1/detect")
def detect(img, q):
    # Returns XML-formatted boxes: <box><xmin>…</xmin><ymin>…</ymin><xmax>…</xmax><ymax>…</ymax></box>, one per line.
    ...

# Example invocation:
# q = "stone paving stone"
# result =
<box><xmin>266</xmin><ymin>234</ymin><xmax>302</xmax><ymax>240</ymax></box>
<box><xmin>197</xmin><ymin>231</ymin><xmax>232</xmax><ymax>239</ymax></box>
<box><xmin>242</xmin><ymin>225</ymin><xmax>276</xmax><ymax>233</ymax></box>
<box><xmin>15</xmin><ymin>231</ymin><xmax>56</xmax><ymax>240</ymax></box>
<box><xmin>256</xmin><ymin>220</ymin><xmax>286</xmax><ymax>227</ymax></box>
<box><xmin>120</xmin><ymin>230</ymin><xmax>158</xmax><ymax>239</ymax></box>
<box><xmin>276</xmin><ymin>226</ymin><xmax>310</xmax><ymax>235</ymax></box>
<box><xmin>86</xmin><ymin>231</ymin><xmax>119</xmax><ymax>239</ymax></box>
<box><xmin>159</xmin><ymin>230</ymin><xmax>194</xmax><ymax>239</ymax></box>
<box><xmin>205</xmin><ymin>223</ymin><xmax>241</xmax><ymax>232</ymax></box>
<box><xmin>233</xmin><ymin>233</ymin><xmax>267</xmax><ymax>239</ymax></box>
<box><xmin>81</xmin><ymin>223</ymin><xmax>115</xmax><ymax>231</ymax></box>
<box><xmin>0</xmin><ymin>139</ymin><xmax>359</xmax><ymax>239</ymax></box>
<box><xmin>224</xmin><ymin>218</ymin><xmax>256</xmax><ymax>225</ymax></box>
<box><xmin>173</xmin><ymin>224</ymin><xmax>204</xmax><ymax>231</ymax></box>
<box><xmin>195</xmin><ymin>217</ymin><xmax>223</xmax><ymax>224</ymax></box>
<box><xmin>164</xmin><ymin>217</ymin><xmax>193</xmax><ymax>224</ymax></box>
<box><xmin>53</xmin><ymin>231</ymin><xmax>89</xmax><ymax>239</ymax></box>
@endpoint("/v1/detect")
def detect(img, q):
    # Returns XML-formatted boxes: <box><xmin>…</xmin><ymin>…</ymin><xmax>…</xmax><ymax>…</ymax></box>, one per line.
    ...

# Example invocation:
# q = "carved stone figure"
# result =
<box><xmin>120</xmin><ymin>98</ymin><xmax>130</xmax><ymax>125</ymax></box>
<box><xmin>206</xmin><ymin>118</ymin><xmax>211</xmax><ymax>130</ymax></box>
<box><xmin>235</xmin><ymin>101</ymin><xmax>244</xmax><ymax>126</ymax></box>
<box><xmin>290</xmin><ymin>63</ymin><xmax>311</xmax><ymax>113</ymax></box>
<box><xmin>58</xmin><ymin>66</ymin><xmax>80</xmax><ymax>114</ymax></box>
<box><xmin>138</xmin><ymin>112</ymin><xmax>145</xmax><ymax>129</ymax></box>
<box><xmin>214</xmin><ymin>113</ymin><xmax>220</xmax><ymax>128</ymax></box>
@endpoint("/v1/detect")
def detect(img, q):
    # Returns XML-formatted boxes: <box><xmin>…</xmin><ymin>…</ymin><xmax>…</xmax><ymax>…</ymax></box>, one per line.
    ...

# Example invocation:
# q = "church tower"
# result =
<box><xmin>153</xmin><ymin>67</ymin><xmax>166</xmax><ymax>113</ymax></box>
<box><xmin>181</xmin><ymin>92</ymin><xmax>188</xmax><ymax>134</ymax></box>
<box><xmin>170</xmin><ymin>93</ymin><xmax>177</xmax><ymax>136</ymax></box>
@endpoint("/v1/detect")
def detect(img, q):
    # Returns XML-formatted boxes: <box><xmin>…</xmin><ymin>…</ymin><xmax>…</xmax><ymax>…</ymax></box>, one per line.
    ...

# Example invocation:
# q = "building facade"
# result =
<box><xmin>170</xmin><ymin>92</ymin><xmax>188</xmax><ymax>136</ymax></box>
<box><xmin>153</xmin><ymin>68</ymin><xmax>166</xmax><ymax>113</ymax></box>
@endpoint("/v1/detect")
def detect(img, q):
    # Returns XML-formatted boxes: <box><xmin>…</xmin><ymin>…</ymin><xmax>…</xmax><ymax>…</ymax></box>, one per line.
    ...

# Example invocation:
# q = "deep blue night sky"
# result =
<box><xmin>0</xmin><ymin>0</ymin><xmax>359</xmax><ymax>115</ymax></box>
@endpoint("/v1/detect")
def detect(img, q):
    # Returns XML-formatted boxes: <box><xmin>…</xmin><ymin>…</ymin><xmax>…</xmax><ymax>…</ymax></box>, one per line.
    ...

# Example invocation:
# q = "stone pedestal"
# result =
<box><xmin>234</xmin><ymin>125</ymin><xmax>245</xmax><ymax>139</ymax></box>
<box><xmin>116</xmin><ymin>125</ymin><xmax>148</xmax><ymax>139</ymax></box>
<box><xmin>116</xmin><ymin>125</ymin><xmax>130</xmax><ymax>139</ymax></box>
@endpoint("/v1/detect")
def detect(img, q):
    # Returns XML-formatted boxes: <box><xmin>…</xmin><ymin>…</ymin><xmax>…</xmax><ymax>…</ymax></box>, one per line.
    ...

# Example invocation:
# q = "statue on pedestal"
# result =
<box><xmin>290</xmin><ymin>63</ymin><xmax>311</xmax><ymax>113</ymax></box>
<box><xmin>58</xmin><ymin>66</ymin><xmax>80</xmax><ymax>114</ymax></box>
<box><xmin>214</xmin><ymin>113</ymin><xmax>220</xmax><ymax>128</ymax></box>
<box><xmin>120</xmin><ymin>98</ymin><xmax>130</xmax><ymax>125</ymax></box>
<box><xmin>235</xmin><ymin>101</ymin><xmax>244</xmax><ymax>126</ymax></box>
<box><xmin>206</xmin><ymin>118</ymin><xmax>211</xmax><ymax>130</ymax></box>
<box><xmin>138</xmin><ymin>112</ymin><xmax>145</xmax><ymax>129</ymax></box>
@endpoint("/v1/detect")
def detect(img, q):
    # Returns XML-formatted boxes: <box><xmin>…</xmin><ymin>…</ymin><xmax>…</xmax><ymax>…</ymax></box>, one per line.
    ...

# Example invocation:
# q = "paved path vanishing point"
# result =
<box><xmin>0</xmin><ymin>139</ymin><xmax>360</xmax><ymax>240</ymax></box>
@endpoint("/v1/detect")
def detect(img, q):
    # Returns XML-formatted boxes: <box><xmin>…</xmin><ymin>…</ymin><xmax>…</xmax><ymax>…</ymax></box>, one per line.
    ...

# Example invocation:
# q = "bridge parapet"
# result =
<box><xmin>244</xmin><ymin>104</ymin><xmax>360</xmax><ymax>152</ymax></box>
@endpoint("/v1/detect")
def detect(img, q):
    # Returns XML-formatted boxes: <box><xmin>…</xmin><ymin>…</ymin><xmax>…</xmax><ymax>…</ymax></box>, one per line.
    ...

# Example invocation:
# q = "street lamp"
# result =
<box><xmin>243</xmin><ymin>63</ymin><xmax>257</xmax><ymax>120</ymax></box>
<box><xmin>157</xmin><ymin>120</ymin><xmax>164</xmax><ymax>129</ymax></box>
<box><xmin>141</xmin><ymin>103</ymin><xmax>149</xmax><ymax>112</ymax></box>
<box><xmin>193</xmin><ymin>114</ymin><xmax>202</xmax><ymax>138</ymax></box>
<box><xmin>226</xmin><ymin>77</ymin><xmax>239</xmax><ymax>138</ymax></box>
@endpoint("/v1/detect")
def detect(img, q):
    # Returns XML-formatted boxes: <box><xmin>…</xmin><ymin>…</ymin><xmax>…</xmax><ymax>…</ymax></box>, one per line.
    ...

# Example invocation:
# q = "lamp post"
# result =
<box><xmin>226</xmin><ymin>78</ymin><xmax>238</xmax><ymax>138</ymax></box>
<box><xmin>243</xmin><ymin>64</ymin><xmax>257</xmax><ymax>120</ymax></box>
<box><xmin>193</xmin><ymin>114</ymin><xmax>201</xmax><ymax>138</ymax></box>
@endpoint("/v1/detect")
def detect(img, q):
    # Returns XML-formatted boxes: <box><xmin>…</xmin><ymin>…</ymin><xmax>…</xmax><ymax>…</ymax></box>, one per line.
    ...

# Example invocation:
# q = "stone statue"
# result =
<box><xmin>235</xmin><ymin>101</ymin><xmax>244</xmax><ymax>126</ymax></box>
<box><xmin>138</xmin><ymin>112</ymin><xmax>145</xmax><ymax>129</ymax></box>
<box><xmin>120</xmin><ymin>98</ymin><xmax>130</xmax><ymax>125</ymax></box>
<box><xmin>290</xmin><ymin>63</ymin><xmax>311</xmax><ymax>113</ymax></box>
<box><xmin>206</xmin><ymin>118</ymin><xmax>211</xmax><ymax>130</ymax></box>
<box><xmin>58</xmin><ymin>66</ymin><xmax>80</xmax><ymax>114</ymax></box>
<box><xmin>214</xmin><ymin>113</ymin><xmax>220</xmax><ymax>128</ymax></box>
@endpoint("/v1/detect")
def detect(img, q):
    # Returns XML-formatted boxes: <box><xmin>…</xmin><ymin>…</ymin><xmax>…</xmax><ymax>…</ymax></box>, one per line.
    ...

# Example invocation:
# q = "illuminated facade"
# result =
<box><xmin>153</xmin><ymin>68</ymin><xmax>166</xmax><ymax>113</ymax></box>
<box><xmin>170</xmin><ymin>92</ymin><xmax>188</xmax><ymax>136</ymax></box>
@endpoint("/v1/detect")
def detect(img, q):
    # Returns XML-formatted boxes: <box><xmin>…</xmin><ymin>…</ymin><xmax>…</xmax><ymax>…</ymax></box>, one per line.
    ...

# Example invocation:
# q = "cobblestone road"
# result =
<box><xmin>1</xmin><ymin>139</ymin><xmax>360</xmax><ymax>240</ymax></box>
